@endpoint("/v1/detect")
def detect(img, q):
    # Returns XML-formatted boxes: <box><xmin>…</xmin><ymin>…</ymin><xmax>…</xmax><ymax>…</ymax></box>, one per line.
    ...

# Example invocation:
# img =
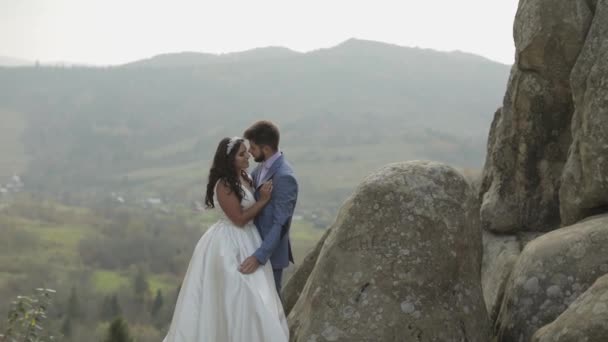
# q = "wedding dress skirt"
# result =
<box><xmin>163</xmin><ymin>186</ymin><xmax>288</xmax><ymax>342</ymax></box>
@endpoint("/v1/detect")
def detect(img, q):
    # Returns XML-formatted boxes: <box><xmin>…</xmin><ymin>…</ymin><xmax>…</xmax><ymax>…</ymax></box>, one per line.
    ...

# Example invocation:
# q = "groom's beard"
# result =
<box><xmin>254</xmin><ymin>151</ymin><xmax>266</xmax><ymax>163</ymax></box>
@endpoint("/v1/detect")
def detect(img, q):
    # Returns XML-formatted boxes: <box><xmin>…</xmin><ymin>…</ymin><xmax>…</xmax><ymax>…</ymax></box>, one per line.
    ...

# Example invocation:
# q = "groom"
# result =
<box><xmin>239</xmin><ymin>120</ymin><xmax>298</xmax><ymax>296</ymax></box>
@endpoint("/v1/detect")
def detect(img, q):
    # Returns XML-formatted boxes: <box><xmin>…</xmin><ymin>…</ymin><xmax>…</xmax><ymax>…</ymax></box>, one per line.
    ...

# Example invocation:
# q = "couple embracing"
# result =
<box><xmin>163</xmin><ymin>120</ymin><xmax>297</xmax><ymax>342</ymax></box>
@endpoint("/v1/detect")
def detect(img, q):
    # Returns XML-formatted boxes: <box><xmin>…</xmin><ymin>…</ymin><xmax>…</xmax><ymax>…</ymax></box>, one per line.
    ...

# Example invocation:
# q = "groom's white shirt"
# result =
<box><xmin>258</xmin><ymin>150</ymin><xmax>281</xmax><ymax>186</ymax></box>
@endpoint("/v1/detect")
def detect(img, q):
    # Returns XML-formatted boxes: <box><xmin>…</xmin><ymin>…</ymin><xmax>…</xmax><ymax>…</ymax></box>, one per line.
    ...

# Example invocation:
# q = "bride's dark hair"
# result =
<box><xmin>205</xmin><ymin>137</ymin><xmax>246</xmax><ymax>208</ymax></box>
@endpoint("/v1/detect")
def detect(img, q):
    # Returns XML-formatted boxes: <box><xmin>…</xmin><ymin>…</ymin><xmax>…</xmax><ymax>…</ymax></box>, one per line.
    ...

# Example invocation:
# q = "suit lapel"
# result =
<box><xmin>256</xmin><ymin>154</ymin><xmax>284</xmax><ymax>189</ymax></box>
<box><xmin>251</xmin><ymin>166</ymin><xmax>262</xmax><ymax>189</ymax></box>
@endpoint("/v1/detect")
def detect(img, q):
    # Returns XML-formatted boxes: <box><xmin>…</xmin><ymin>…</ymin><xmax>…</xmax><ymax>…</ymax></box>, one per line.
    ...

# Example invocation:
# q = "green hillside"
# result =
<box><xmin>0</xmin><ymin>109</ymin><xmax>27</xmax><ymax>180</ymax></box>
<box><xmin>0</xmin><ymin>197</ymin><xmax>324</xmax><ymax>340</ymax></box>
<box><xmin>0</xmin><ymin>39</ymin><xmax>509</xmax><ymax>226</ymax></box>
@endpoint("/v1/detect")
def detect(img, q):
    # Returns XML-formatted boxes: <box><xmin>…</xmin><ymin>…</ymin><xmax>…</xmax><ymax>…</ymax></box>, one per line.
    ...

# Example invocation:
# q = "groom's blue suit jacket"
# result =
<box><xmin>251</xmin><ymin>153</ymin><xmax>297</xmax><ymax>269</ymax></box>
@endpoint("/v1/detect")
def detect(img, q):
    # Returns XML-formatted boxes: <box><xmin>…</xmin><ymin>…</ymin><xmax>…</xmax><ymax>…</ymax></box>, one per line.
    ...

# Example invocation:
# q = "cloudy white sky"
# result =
<box><xmin>1</xmin><ymin>0</ymin><xmax>519</xmax><ymax>65</ymax></box>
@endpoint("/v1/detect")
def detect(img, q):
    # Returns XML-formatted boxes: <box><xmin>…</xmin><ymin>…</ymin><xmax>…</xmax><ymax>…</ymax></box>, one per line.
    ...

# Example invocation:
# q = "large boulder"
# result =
<box><xmin>560</xmin><ymin>0</ymin><xmax>608</xmax><ymax>226</ymax></box>
<box><xmin>282</xmin><ymin>227</ymin><xmax>331</xmax><ymax>316</ymax></box>
<box><xmin>481</xmin><ymin>231</ymin><xmax>521</xmax><ymax>323</ymax></box>
<box><xmin>481</xmin><ymin>231</ymin><xmax>544</xmax><ymax>325</ymax></box>
<box><xmin>288</xmin><ymin>161</ymin><xmax>491</xmax><ymax>342</ymax></box>
<box><xmin>495</xmin><ymin>214</ymin><xmax>608</xmax><ymax>342</ymax></box>
<box><xmin>531</xmin><ymin>273</ymin><xmax>608</xmax><ymax>342</ymax></box>
<box><xmin>479</xmin><ymin>0</ymin><xmax>594</xmax><ymax>233</ymax></box>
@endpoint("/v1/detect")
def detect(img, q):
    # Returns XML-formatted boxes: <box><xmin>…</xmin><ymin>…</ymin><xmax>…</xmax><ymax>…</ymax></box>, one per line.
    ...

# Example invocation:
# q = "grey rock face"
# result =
<box><xmin>560</xmin><ymin>0</ymin><xmax>608</xmax><ymax>226</ymax></box>
<box><xmin>532</xmin><ymin>275</ymin><xmax>608</xmax><ymax>342</ymax></box>
<box><xmin>282</xmin><ymin>227</ymin><xmax>331</xmax><ymax>317</ymax></box>
<box><xmin>479</xmin><ymin>0</ymin><xmax>594</xmax><ymax>233</ymax></box>
<box><xmin>495</xmin><ymin>214</ymin><xmax>608</xmax><ymax>341</ymax></box>
<box><xmin>531</xmin><ymin>273</ymin><xmax>608</xmax><ymax>342</ymax></box>
<box><xmin>288</xmin><ymin>161</ymin><xmax>490</xmax><ymax>342</ymax></box>
<box><xmin>481</xmin><ymin>231</ymin><xmax>521</xmax><ymax>323</ymax></box>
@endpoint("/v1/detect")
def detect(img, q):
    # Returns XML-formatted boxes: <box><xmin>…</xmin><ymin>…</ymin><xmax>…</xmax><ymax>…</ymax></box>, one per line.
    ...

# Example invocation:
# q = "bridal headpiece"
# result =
<box><xmin>226</xmin><ymin>136</ymin><xmax>243</xmax><ymax>155</ymax></box>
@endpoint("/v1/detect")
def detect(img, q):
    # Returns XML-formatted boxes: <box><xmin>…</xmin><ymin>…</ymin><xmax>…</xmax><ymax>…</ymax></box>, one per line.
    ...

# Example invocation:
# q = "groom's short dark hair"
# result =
<box><xmin>244</xmin><ymin>120</ymin><xmax>280</xmax><ymax>150</ymax></box>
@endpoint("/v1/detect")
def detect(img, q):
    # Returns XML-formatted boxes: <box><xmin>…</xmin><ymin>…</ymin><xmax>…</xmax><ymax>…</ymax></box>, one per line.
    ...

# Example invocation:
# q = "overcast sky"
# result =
<box><xmin>1</xmin><ymin>0</ymin><xmax>519</xmax><ymax>65</ymax></box>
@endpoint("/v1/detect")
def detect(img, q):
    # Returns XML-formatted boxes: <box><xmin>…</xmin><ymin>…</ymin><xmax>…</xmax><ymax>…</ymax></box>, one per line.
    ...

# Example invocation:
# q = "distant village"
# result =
<box><xmin>0</xmin><ymin>174</ymin><xmax>24</xmax><ymax>196</ymax></box>
<box><xmin>0</xmin><ymin>174</ymin><xmax>168</xmax><ymax>211</ymax></box>
<box><xmin>0</xmin><ymin>174</ymin><xmax>316</xmax><ymax>225</ymax></box>
<box><xmin>109</xmin><ymin>192</ymin><xmax>172</xmax><ymax>213</ymax></box>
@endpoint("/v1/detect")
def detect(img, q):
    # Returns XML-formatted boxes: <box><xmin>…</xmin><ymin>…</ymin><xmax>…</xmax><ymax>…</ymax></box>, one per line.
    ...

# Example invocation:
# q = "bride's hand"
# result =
<box><xmin>259</xmin><ymin>181</ymin><xmax>273</xmax><ymax>203</ymax></box>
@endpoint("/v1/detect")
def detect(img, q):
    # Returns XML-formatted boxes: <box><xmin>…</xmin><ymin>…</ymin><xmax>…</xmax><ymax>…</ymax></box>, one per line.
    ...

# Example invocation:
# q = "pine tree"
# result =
<box><xmin>103</xmin><ymin>317</ymin><xmax>134</xmax><ymax>342</ymax></box>
<box><xmin>100</xmin><ymin>294</ymin><xmax>122</xmax><ymax>321</ymax></box>
<box><xmin>110</xmin><ymin>294</ymin><xmax>122</xmax><ymax>317</ymax></box>
<box><xmin>66</xmin><ymin>287</ymin><xmax>83</xmax><ymax>320</ymax></box>
<box><xmin>150</xmin><ymin>289</ymin><xmax>163</xmax><ymax>317</ymax></box>
<box><xmin>60</xmin><ymin>317</ymin><xmax>72</xmax><ymax>339</ymax></box>
<box><xmin>100</xmin><ymin>295</ymin><xmax>110</xmax><ymax>321</ymax></box>
<box><xmin>133</xmin><ymin>267</ymin><xmax>149</xmax><ymax>298</ymax></box>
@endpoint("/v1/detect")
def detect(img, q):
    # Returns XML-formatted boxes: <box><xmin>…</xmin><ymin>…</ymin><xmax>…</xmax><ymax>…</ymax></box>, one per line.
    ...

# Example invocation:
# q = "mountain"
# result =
<box><xmin>124</xmin><ymin>52</ymin><xmax>221</xmax><ymax>67</ymax></box>
<box><xmin>0</xmin><ymin>56</ymin><xmax>97</xmax><ymax>68</ymax></box>
<box><xmin>0</xmin><ymin>56</ymin><xmax>33</xmax><ymax>67</ymax></box>
<box><xmin>0</xmin><ymin>39</ymin><xmax>510</xmax><ymax>225</ymax></box>
<box><xmin>125</xmin><ymin>47</ymin><xmax>299</xmax><ymax>68</ymax></box>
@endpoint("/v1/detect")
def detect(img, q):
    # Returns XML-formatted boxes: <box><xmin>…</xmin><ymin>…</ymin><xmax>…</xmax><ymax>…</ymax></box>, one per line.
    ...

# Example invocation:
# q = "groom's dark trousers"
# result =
<box><xmin>273</xmin><ymin>269</ymin><xmax>283</xmax><ymax>297</ymax></box>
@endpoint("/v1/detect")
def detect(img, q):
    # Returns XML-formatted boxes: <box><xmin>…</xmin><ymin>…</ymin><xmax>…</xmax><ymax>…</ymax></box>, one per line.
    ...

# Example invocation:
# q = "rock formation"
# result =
<box><xmin>479</xmin><ymin>0</ymin><xmax>593</xmax><ymax>233</ymax></box>
<box><xmin>288</xmin><ymin>161</ymin><xmax>490</xmax><ymax>342</ymax></box>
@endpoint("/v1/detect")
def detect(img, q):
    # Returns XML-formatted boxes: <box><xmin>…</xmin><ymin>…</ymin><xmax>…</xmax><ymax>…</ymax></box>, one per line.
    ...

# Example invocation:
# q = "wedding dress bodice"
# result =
<box><xmin>214</xmin><ymin>182</ymin><xmax>256</xmax><ymax>223</ymax></box>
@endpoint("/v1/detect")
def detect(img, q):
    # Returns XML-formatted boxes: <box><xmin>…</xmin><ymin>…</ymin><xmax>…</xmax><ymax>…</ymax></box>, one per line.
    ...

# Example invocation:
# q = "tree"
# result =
<box><xmin>132</xmin><ymin>266</ymin><xmax>150</xmax><ymax>314</ymax></box>
<box><xmin>100</xmin><ymin>294</ymin><xmax>122</xmax><ymax>321</ymax></box>
<box><xmin>132</xmin><ymin>267</ymin><xmax>149</xmax><ymax>298</ymax></box>
<box><xmin>103</xmin><ymin>317</ymin><xmax>134</xmax><ymax>342</ymax></box>
<box><xmin>66</xmin><ymin>287</ymin><xmax>83</xmax><ymax>320</ymax></box>
<box><xmin>110</xmin><ymin>295</ymin><xmax>122</xmax><ymax>317</ymax></box>
<box><xmin>150</xmin><ymin>289</ymin><xmax>163</xmax><ymax>317</ymax></box>
<box><xmin>60</xmin><ymin>317</ymin><xmax>72</xmax><ymax>339</ymax></box>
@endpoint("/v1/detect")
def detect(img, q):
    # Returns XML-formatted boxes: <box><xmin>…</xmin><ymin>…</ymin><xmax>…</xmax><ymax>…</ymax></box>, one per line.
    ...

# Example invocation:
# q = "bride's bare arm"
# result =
<box><xmin>217</xmin><ymin>181</ymin><xmax>272</xmax><ymax>227</ymax></box>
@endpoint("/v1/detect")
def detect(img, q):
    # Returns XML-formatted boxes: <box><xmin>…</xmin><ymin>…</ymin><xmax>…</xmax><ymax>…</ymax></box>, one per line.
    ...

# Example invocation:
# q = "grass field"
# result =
<box><xmin>0</xmin><ymin>199</ymin><xmax>325</xmax><ymax>297</ymax></box>
<box><xmin>92</xmin><ymin>270</ymin><xmax>131</xmax><ymax>293</ymax></box>
<box><xmin>92</xmin><ymin>270</ymin><xmax>178</xmax><ymax>294</ymax></box>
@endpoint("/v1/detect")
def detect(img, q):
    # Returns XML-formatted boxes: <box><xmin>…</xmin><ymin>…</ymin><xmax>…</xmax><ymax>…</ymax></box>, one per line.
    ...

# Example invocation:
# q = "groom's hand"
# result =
<box><xmin>239</xmin><ymin>256</ymin><xmax>260</xmax><ymax>274</ymax></box>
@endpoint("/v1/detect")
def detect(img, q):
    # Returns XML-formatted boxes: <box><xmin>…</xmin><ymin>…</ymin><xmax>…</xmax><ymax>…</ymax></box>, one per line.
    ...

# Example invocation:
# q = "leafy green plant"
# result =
<box><xmin>1</xmin><ymin>288</ymin><xmax>57</xmax><ymax>342</ymax></box>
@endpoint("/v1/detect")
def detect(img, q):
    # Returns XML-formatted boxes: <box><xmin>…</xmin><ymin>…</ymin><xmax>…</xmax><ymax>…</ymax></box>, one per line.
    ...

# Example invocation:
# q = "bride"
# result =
<box><xmin>163</xmin><ymin>137</ymin><xmax>289</xmax><ymax>342</ymax></box>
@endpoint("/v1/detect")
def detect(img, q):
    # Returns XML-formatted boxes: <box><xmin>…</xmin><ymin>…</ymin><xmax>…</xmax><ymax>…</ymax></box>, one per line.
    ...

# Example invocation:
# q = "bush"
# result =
<box><xmin>1</xmin><ymin>288</ymin><xmax>58</xmax><ymax>342</ymax></box>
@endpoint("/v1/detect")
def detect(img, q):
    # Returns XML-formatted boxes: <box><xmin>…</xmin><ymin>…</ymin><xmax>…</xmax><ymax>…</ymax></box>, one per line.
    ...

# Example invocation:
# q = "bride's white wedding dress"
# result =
<box><xmin>163</xmin><ymin>183</ymin><xmax>289</xmax><ymax>342</ymax></box>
